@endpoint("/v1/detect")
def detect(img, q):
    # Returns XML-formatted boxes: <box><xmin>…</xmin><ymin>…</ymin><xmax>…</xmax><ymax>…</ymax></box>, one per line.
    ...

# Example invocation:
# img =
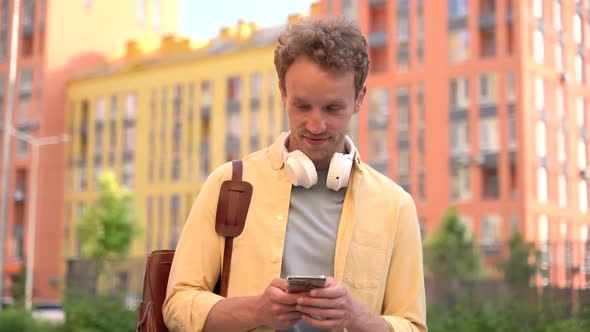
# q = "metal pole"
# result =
<box><xmin>8</xmin><ymin>128</ymin><xmax>67</xmax><ymax>310</ymax></box>
<box><xmin>0</xmin><ymin>0</ymin><xmax>22</xmax><ymax>307</ymax></box>
<box><xmin>24</xmin><ymin>140</ymin><xmax>37</xmax><ymax>310</ymax></box>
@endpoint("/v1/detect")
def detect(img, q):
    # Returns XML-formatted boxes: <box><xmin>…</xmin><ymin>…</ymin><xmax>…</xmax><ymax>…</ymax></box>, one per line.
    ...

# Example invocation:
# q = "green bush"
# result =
<box><xmin>428</xmin><ymin>299</ymin><xmax>590</xmax><ymax>332</ymax></box>
<box><xmin>62</xmin><ymin>290</ymin><xmax>137</xmax><ymax>332</ymax></box>
<box><xmin>0</xmin><ymin>309</ymin><xmax>65</xmax><ymax>332</ymax></box>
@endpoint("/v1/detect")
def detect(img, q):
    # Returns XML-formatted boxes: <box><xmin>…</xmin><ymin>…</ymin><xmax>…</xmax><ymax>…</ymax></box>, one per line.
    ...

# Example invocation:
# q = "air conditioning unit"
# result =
<box><xmin>472</xmin><ymin>154</ymin><xmax>485</xmax><ymax>165</ymax></box>
<box><xmin>559</xmin><ymin>72</ymin><xmax>569</xmax><ymax>83</ymax></box>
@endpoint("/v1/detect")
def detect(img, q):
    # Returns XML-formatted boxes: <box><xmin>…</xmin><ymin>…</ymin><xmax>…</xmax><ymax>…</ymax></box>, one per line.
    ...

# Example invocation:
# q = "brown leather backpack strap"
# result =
<box><xmin>232</xmin><ymin>159</ymin><xmax>242</xmax><ymax>182</ymax></box>
<box><xmin>215</xmin><ymin>160</ymin><xmax>252</xmax><ymax>297</ymax></box>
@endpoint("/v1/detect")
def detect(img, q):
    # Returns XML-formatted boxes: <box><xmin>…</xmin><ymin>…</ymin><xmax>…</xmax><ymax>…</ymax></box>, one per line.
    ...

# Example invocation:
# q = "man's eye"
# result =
<box><xmin>295</xmin><ymin>104</ymin><xmax>310</xmax><ymax>110</ymax></box>
<box><xmin>327</xmin><ymin>105</ymin><xmax>343</xmax><ymax>111</ymax></box>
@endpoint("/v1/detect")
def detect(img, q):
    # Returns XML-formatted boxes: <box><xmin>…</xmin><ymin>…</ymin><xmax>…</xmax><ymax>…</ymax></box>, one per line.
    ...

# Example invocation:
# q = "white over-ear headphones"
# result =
<box><xmin>280</xmin><ymin>132</ymin><xmax>355</xmax><ymax>191</ymax></box>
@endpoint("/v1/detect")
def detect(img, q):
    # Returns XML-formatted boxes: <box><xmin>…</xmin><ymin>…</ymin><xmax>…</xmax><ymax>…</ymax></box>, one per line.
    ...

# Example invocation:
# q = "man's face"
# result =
<box><xmin>280</xmin><ymin>56</ymin><xmax>365</xmax><ymax>170</ymax></box>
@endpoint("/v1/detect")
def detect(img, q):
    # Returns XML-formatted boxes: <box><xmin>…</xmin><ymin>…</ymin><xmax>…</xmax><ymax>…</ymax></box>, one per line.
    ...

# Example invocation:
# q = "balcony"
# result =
<box><xmin>368</xmin><ymin>31</ymin><xmax>388</xmax><ymax>48</ymax></box>
<box><xmin>449</xmin><ymin>16</ymin><xmax>468</xmax><ymax>31</ymax></box>
<box><xmin>369</xmin><ymin>0</ymin><xmax>386</xmax><ymax>6</ymax></box>
<box><xmin>449</xmin><ymin>153</ymin><xmax>471</xmax><ymax>167</ymax></box>
<box><xmin>369</xmin><ymin>160</ymin><xmax>388</xmax><ymax>175</ymax></box>
<box><xmin>201</xmin><ymin>105</ymin><xmax>211</xmax><ymax>119</ymax></box>
<box><xmin>22</xmin><ymin>19</ymin><xmax>33</xmax><ymax>36</ymax></box>
<box><xmin>479</xmin><ymin>12</ymin><xmax>496</xmax><ymax>29</ymax></box>
<box><xmin>250</xmin><ymin>98</ymin><xmax>260</xmax><ymax>110</ymax></box>
<box><xmin>506</xmin><ymin>7</ymin><xmax>514</xmax><ymax>23</ymax></box>
<box><xmin>226</xmin><ymin>100</ymin><xmax>241</xmax><ymax>113</ymax></box>
<box><xmin>225</xmin><ymin>137</ymin><xmax>240</xmax><ymax>152</ymax></box>
<box><xmin>14</xmin><ymin>186</ymin><xmax>25</xmax><ymax>203</ymax></box>
<box><xmin>479</xmin><ymin>104</ymin><xmax>497</xmax><ymax>117</ymax></box>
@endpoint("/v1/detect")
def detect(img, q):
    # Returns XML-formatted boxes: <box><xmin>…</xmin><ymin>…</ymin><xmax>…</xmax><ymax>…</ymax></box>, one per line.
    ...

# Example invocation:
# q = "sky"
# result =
<box><xmin>179</xmin><ymin>0</ymin><xmax>316</xmax><ymax>40</ymax></box>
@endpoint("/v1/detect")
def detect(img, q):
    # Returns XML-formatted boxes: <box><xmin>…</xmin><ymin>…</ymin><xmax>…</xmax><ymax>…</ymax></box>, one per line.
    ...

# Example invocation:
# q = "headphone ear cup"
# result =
<box><xmin>284</xmin><ymin>150</ymin><xmax>318</xmax><ymax>189</ymax></box>
<box><xmin>326</xmin><ymin>152</ymin><xmax>353</xmax><ymax>191</ymax></box>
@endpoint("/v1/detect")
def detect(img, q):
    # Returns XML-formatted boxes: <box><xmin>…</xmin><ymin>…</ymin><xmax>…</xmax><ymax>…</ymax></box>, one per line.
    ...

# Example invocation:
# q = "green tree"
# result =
<box><xmin>75</xmin><ymin>171</ymin><xmax>141</xmax><ymax>295</ymax></box>
<box><xmin>9</xmin><ymin>267</ymin><xmax>25</xmax><ymax>308</ymax></box>
<box><xmin>499</xmin><ymin>231</ymin><xmax>539</xmax><ymax>287</ymax></box>
<box><xmin>424</xmin><ymin>206</ymin><xmax>483</xmax><ymax>280</ymax></box>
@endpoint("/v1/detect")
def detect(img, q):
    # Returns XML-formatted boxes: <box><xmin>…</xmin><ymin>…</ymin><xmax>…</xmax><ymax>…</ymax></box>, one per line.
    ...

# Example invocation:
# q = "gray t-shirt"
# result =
<box><xmin>278</xmin><ymin>171</ymin><xmax>347</xmax><ymax>332</ymax></box>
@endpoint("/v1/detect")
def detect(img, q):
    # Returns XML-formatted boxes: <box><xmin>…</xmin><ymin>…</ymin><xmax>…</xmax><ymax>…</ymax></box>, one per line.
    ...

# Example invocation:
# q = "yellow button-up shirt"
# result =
<box><xmin>163</xmin><ymin>135</ymin><xmax>427</xmax><ymax>332</ymax></box>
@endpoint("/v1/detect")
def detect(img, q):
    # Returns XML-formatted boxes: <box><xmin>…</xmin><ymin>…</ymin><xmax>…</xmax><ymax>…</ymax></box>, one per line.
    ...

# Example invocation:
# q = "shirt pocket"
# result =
<box><xmin>342</xmin><ymin>239</ymin><xmax>387</xmax><ymax>289</ymax></box>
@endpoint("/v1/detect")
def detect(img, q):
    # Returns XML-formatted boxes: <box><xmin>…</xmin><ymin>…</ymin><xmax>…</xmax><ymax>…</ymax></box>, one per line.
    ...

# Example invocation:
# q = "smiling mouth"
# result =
<box><xmin>304</xmin><ymin>136</ymin><xmax>328</xmax><ymax>146</ymax></box>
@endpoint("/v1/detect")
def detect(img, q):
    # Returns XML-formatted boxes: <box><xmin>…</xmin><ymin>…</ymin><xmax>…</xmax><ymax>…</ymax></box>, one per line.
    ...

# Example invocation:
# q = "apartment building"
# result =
<box><xmin>0</xmin><ymin>0</ymin><xmax>177</xmax><ymax>304</ymax></box>
<box><xmin>316</xmin><ymin>0</ymin><xmax>590</xmax><ymax>288</ymax></box>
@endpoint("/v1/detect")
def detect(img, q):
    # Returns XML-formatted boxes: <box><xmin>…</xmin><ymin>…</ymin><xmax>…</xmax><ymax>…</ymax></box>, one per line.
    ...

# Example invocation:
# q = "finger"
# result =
<box><xmin>308</xmin><ymin>284</ymin><xmax>347</xmax><ymax>299</ymax></box>
<box><xmin>301</xmin><ymin>313</ymin><xmax>343</xmax><ymax>329</ymax></box>
<box><xmin>271</xmin><ymin>303</ymin><xmax>298</xmax><ymax>315</ymax></box>
<box><xmin>277</xmin><ymin>310</ymin><xmax>303</xmax><ymax>322</ymax></box>
<box><xmin>270</xmin><ymin>278</ymin><xmax>287</xmax><ymax>290</ymax></box>
<box><xmin>270</xmin><ymin>290</ymin><xmax>302</xmax><ymax>305</ymax></box>
<box><xmin>296</xmin><ymin>304</ymin><xmax>345</xmax><ymax>320</ymax></box>
<box><xmin>297</xmin><ymin>296</ymin><xmax>342</xmax><ymax>309</ymax></box>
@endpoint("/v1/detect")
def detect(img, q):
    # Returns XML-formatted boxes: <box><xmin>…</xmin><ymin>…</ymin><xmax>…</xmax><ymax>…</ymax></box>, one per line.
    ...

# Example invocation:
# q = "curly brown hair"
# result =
<box><xmin>274</xmin><ymin>17</ymin><xmax>369</xmax><ymax>99</ymax></box>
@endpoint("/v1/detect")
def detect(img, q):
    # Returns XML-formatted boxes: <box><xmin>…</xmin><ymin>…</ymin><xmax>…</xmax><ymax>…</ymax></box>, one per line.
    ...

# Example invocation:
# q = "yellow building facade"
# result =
<box><xmin>64</xmin><ymin>15</ymin><xmax>310</xmax><ymax>296</ymax></box>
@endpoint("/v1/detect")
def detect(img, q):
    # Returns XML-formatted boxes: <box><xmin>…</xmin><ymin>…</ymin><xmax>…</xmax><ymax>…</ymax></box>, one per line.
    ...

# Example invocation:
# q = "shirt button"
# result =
<box><xmin>277</xmin><ymin>215</ymin><xmax>284</xmax><ymax>221</ymax></box>
<box><xmin>271</xmin><ymin>257</ymin><xmax>279</xmax><ymax>264</ymax></box>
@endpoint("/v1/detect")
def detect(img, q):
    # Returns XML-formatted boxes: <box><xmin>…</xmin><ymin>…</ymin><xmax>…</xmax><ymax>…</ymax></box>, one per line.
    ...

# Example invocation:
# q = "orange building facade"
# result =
<box><xmin>316</xmin><ymin>0</ymin><xmax>589</xmax><ymax>288</ymax></box>
<box><xmin>0</xmin><ymin>0</ymin><xmax>177</xmax><ymax>304</ymax></box>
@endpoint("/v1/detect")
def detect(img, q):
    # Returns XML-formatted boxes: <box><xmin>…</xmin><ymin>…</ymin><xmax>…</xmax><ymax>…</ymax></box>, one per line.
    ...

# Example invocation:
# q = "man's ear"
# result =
<box><xmin>354</xmin><ymin>86</ymin><xmax>367</xmax><ymax>114</ymax></box>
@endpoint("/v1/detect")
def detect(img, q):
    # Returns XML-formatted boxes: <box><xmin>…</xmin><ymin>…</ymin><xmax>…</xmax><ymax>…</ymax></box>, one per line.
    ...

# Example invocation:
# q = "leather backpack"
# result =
<box><xmin>136</xmin><ymin>160</ymin><xmax>253</xmax><ymax>332</ymax></box>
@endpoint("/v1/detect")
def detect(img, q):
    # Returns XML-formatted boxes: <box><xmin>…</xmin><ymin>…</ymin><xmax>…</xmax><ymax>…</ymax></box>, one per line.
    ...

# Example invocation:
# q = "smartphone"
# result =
<box><xmin>286</xmin><ymin>275</ymin><xmax>327</xmax><ymax>293</ymax></box>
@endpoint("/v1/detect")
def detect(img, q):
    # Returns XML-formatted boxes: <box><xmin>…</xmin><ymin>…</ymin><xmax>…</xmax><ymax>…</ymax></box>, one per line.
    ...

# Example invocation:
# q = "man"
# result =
<box><xmin>163</xmin><ymin>17</ymin><xmax>427</xmax><ymax>332</ymax></box>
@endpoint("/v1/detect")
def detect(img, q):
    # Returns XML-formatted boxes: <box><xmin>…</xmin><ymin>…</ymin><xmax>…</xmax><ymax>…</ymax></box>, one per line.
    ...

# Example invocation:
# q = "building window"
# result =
<box><xmin>449</xmin><ymin>29</ymin><xmax>469</xmax><ymax>63</ymax></box>
<box><xmin>417</xmin><ymin>0</ymin><xmax>424</xmax><ymax>66</ymax></box>
<box><xmin>554</xmin><ymin>0</ymin><xmax>562</xmax><ymax>31</ymax></box>
<box><xmin>368</xmin><ymin>87</ymin><xmax>389</xmax><ymax>128</ymax></box>
<box><xmin>169</xmin><ymin>195</ymin><xmax>180</xmax><ymax>249</ymax></box>
<box><xmin>137</xmin><ymin>0</ymin><xmax>145</xmax><ymax>23</ymax></box>
<box><xmin>558</xmin><ymin>173</ymin><xmax>567</xmax><ymax>208</ymax></box>
<box><xmin>578</xmin><ymin>179</ymin><xmax>588</xmax><ymax>213</ymax></box>
<box><xmin>506</xmin><ymin>71</ymin><xmax>515</xmax><ymax>103</ymax></box>
<box><xmin>480</xmin><ymin>116</ymin><xmax>499</xmax><ymax>153</ymax></box>
<box><xmin>479</xmin><ymin>72</ymin><xmax>497</xmax><ymax>105</ymax></box>
<box><xmin>459</xmin><ymin>215</ymin><xmax>473</xmax><ymax>239</ymax></box>
<box><xmin>12</xmin><ymin>224</ymin><xmax>23</xmax><ymax>260</ymax></box>
<box><xmin>449</xmin><ymin>0</ymin><xmax>468</xmax><ymax>17</ymax></box>
<box><xmin>557</xmin><ymin>131</ymin><xmax>566</xmax><ymax>163</ymax></box>
<box><xmin>536</xmin><ymin>120</ymin><xmax>547</xmax><ymax>157</ymax></box>
<box><xmin>575</xmin><ymin>54</ymin><xmax>584</xmax><ymax>84</ymax></box>
<box><xmin>341</xmin><ymin>0</ymin><xmax>358</xmax><ymax>20</ymax></box>
<box><xmin>397</xmin><ymin>86</ymin><xmax>409</xmax><ymax>139</ymax></box>
<box><xmin>573</xmin><ymin>14</ymin><xmax>582</xmax><ymax>45</ymax></box>
<box><xmin>153</xmin><ymin>0</ymin><xmax>162</xmax><ymax>29</ymax></box>
<box><xmin>534</xmin><ymin>76</ymin><xmax>544</xmax><ymax>111</ymax></box>
<box><xmin>19</xmin><ymin>69</ymin><xmax>32</xmax><ymax>100</ymax></box>
<box><xmin>578</xmin><ymin>138</ymin><xmax>587</xmax><ymax>171</ymax></box>
<box><xmin>533</xmin><ymin>0</ymin><xmax>543</xmax><ymax>18</ymax></box>
<box><xmin>555</xmin><ymin>44</ymin><xmax>563</xmax><ymax>72</ymax></box>
<box><xmin>450</xmin><ymin>119</ymin><xmax>469</xmax><ymax>155</ymax></box>
<box><xmin>533</xmin><ymin>29</ymin><xmax>544</xmax><ymax>63</ymax></box>
<box><xmin>481</xmin><ymin>214</ymin><xmax>502</xmax><ymax>256</ymax></box>
<box><xmin>538</xmin><ymin>214</ymin><xmax>550</xmax><ymax>285</ymax></box>
<box><xmin>450</xmin><ymin>77</ymin><xmax>469</xmax><ymax>109</ymax></box>
<box><xmin>451</xmin><ymin>167</ymin><xmax>471</xmax><ymax>201</ymax></box>
<box><xmin>537</xmin><ymin>166</ymin><xmax>548</xmax><ymax>203</ymax></box>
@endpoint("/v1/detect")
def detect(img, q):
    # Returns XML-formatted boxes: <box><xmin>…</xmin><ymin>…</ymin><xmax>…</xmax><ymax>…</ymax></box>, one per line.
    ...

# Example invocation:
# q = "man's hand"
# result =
<box><xmin>294</xmin><ymin>277</ymin><xmax>389</xmax><ymax>332</ymax></box>
<box><xmin>254</xmin><ymin>278</ymin><xmax>303</xmax><ymax>329</ymax></box>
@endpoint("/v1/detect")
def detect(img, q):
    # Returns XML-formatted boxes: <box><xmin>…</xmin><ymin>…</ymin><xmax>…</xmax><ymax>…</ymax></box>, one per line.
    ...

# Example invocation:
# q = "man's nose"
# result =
<box><xmin>306</xmin><ymin>109</ymin><xmax>326</xmax><ymax>134</ymax></box>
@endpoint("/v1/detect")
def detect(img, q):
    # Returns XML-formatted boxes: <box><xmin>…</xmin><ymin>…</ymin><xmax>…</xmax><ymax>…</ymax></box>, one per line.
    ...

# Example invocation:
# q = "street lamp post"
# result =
<box><xmin>0</xmin><ymin>0</ymin><xmax>22</xmax><ymax>308</ymax></box>
<box><xmin>9</xmin><ymin>127</ymin><xmax>68</xmax><ymax>310</ymax></box>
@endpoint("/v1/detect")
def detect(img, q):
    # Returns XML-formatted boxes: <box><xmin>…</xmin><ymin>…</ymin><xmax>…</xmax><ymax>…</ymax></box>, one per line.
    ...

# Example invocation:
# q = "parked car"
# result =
<box><xmin>0</xmin><ymin>297</ymin><xmax>13</xmax><ymax>309</ymax></box>
<box><xmin>31</xmin><ymin>301</ymin><xmax>65</xmax><ymax>322</ymax></box>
